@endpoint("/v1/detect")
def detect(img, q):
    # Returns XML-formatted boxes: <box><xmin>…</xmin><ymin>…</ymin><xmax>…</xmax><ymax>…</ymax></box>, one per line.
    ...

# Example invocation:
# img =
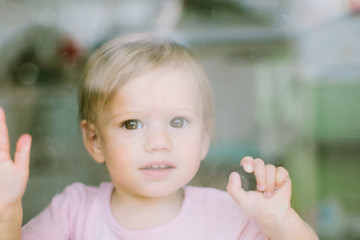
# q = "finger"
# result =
<box><xmin>14</xmin><ymin>134</ymin><xmax>32</xmax><ymax>173</ymax></box>
<box><xmin>276</xmin><ymin>176</ymin><xmax>292</xmax><ymax>203</ymax></box>
<box><xmin>264</xmin><ymin>164</ymin><xmax>276</xmax><ymax>198</ymax></box>
<box><xmin>275</xmin><ymin>167</ymin><xmax>290</xmax><ymax>190</ymax></box>
<box><xmin>227</xmin><ymin>172</ymin><xmax>247</xmax><ymax>207</ymax></box>
<box><xmin>253</xmin><ymin>158</ymin><xmax>266</xmax><ymax>192</ymax></box>
<box><xmin>240</xmin><ymin>156</ymin><xmax>254</xmax><ymax>173</ymax></box>
<box><xmin>0</xmin><ymin>107</ymin><xmax>11</xmax><ymax>161</ymax></box>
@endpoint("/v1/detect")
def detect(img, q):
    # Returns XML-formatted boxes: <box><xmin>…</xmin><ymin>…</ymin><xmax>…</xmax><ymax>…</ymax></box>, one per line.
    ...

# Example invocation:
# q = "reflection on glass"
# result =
<box><xmin>0</xmin><ymin>1</ymin><xmax>359</xmax><ymax>239</ymax></box>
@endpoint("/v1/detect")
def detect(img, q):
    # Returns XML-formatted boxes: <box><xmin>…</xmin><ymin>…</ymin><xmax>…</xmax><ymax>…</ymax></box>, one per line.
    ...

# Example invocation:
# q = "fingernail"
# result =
<box><xmin>258</xmin><ymin>184</ymin><xmax>266</xmax><ymax>191</ymax></box>
<box><xmin>244</xmin><ymin>165</ymin><xmax>253</xmax><ymax>172</ymax></box>
<box><xmin>229</xmin><ymin>172</ymin><xmax>236</xmax><ymax>182</ymax></box>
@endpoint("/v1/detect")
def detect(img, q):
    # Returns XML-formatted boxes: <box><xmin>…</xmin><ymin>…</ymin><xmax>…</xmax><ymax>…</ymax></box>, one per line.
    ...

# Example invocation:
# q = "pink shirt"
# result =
<box><xmin>22</xmin><ymin>182</ymin><xmax>268</xmax><ymax>240</ymax></box>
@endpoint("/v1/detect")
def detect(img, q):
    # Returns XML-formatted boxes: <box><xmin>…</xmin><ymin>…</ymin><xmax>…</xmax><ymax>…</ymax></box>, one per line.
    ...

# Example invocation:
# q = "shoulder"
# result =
<box><xmin>49</xmin><ymin>182</ymin><xmax>113</xmax><ymax>213</ymax></box>
<box><xmin>22</xmin><ymin>182</ymin><xmax>114</xmax><ymax>239</ymax></box>
<box><xmin>60</xmin><ymin>182</ymin><xmax>107</xmax><ymax>197</ymax></box>
<box><xmin>58</xmin><ymin>182</ymin><xmax>111</xmax><ymax>200</ymax></box>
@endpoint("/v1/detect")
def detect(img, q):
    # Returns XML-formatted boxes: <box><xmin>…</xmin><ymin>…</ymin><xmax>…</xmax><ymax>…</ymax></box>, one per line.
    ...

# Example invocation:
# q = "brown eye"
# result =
<box><xmin>170</xmin><ymin>117</ymin><xmax>188</xmax><ymax>128</ymax></box>
<box><xmin>121</xmin><ymin>120</ymin><xmax>143</xmax><ymax>130</ymax></box>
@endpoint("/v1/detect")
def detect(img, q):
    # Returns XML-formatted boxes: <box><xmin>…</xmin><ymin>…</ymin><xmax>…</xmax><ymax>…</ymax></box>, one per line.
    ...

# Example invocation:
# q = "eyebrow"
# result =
<box><xmin>110</xmin><ymin>108</ymin><xmax>199</xmax><ymax>120</ymax></box>
<box><xmin>110</xmin><ymin>111</ymin><xmax>142</xmax><ymax>121</ymax></box>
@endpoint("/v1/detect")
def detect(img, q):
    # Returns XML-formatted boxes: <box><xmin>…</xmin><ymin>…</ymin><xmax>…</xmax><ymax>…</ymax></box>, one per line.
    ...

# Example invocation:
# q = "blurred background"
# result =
<box><xmin>1</xmin><ymin>0</ymin><xmax>360</xmax><ymax>239</ymax></box>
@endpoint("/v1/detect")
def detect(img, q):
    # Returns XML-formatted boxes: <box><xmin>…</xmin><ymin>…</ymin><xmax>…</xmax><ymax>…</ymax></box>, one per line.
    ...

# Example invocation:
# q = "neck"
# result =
<box><xmin>110</xmin><ymin>188</ymin><xmax>184</xmax><ymax>230</ymax></box>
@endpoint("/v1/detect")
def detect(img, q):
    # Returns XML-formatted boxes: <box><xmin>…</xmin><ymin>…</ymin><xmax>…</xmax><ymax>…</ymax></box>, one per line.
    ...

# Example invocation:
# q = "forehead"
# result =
<box><xmin>109</xmin><ymin>66</ymin><xmax>203</xmax><ymax>115</ymax></box>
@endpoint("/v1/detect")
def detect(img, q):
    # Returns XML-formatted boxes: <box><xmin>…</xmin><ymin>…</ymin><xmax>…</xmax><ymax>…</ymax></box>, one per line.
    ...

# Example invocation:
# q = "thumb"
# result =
<box><xmin>276</xmin><ymin>177</ymin><xmax>292</xmax><ymax>203</ymax></box>
<box><xmin>227</xmin><ymin>172</ymin><xmax>247</xmax><ymax>207</ymax></box>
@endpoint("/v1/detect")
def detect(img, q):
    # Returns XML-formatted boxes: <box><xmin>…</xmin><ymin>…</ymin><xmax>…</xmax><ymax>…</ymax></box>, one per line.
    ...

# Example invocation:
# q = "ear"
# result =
<box><xmin>200</xmin><ymin>128</ymin><xmax>211</xmax><ymax>161</ymax></box>
<box><xmin>81</xmin><ymin>120</ymin><xmax>105</xmax><ymax>164</ymax></box>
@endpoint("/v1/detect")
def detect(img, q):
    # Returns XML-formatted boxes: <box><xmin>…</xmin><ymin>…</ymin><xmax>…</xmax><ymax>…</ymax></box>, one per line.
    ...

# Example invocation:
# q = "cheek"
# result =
<box><xmin>104</xmin><ymin>139</ymin><xmax>140</xmax><ymax>180</ymax></box>
<box><xmin>178</xmin><ymin>131</ymin><xmax>206</xmax><ymax>158</ymax></box>
<box><xmin>103</xmin><ymin>134</ymin><xmax>141</xmax><ymax>162</ymax></box>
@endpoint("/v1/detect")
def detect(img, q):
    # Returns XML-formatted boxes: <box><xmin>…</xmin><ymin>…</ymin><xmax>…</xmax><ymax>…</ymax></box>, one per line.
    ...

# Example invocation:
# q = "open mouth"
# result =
<box><xmin>139</xmin><ymin>162</ymin><xmax>176</xmax><ymax>178</ymax></box>
<box><xmin>141</xmin><ymin>164</ymin><xmax>175</xmax><ymax>170</ymax></box>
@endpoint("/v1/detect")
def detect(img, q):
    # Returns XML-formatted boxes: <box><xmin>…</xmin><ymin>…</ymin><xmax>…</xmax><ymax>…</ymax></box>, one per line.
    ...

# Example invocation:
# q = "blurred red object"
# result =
<box><xmin>59</xmin><ymin>38</ymin><xmax>82</xmax><ymax>65</ymax></box>
<box><xmin>350</xmin><ymin>0</ymin><xmax>360</xmax><ymax>14</ymax></box>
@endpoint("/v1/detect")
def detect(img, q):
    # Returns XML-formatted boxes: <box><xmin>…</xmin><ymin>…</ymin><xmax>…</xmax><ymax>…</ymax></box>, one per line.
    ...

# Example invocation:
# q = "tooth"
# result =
<box><xmin>152</xmin><ymin>164</ymin><xmax>159</xmax><ymax>169</ymax></box>
<box><xmin>159</xmin><ymin>164</ymin><xmax>166</xmax><ymax>168</ymax></box>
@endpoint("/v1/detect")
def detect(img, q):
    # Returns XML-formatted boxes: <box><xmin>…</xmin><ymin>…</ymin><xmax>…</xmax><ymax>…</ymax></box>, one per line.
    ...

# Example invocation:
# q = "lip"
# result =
<box><xmin>139</xmin><ymin>161</ymin><xmax>176</xmax><ymax>179</ymax></box>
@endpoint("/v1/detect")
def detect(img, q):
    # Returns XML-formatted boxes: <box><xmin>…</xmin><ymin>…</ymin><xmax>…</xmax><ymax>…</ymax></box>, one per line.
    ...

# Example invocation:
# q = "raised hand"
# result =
<box><xmin>227</xmin><ymin>156</ymin><xmax>320</xmax><ymax>240</ymax></box>
<box><xmin>227</xmin><ymin>156</ymin><xmax>292</xmax><ymax>232</ymax></box>
<box><xmin>0</xmin><ymin>107</ymin><xmax>32</xmax><ymax>215</ymax></box>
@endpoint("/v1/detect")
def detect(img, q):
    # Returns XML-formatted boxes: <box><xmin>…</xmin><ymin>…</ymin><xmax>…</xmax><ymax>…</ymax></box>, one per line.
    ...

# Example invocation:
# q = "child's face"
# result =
<box><xmin>90</xmin><ymin>66</ymin><xmax>211</xmax><ymax>198</ymax></box>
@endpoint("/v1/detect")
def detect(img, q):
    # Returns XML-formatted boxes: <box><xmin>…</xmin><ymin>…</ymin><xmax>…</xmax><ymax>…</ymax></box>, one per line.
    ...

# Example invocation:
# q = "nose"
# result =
<box><xmin>144</xmin><ymin>125</ymin><xmax>173</xmax><ymax>153</ymax></box>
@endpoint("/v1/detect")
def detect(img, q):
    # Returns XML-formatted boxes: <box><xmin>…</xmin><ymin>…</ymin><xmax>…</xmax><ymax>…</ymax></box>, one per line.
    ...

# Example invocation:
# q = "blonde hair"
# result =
<box><xmin>78</xmin><ymin>32</ymin><xmax>214</xmax><ymax>137</ymax></box>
